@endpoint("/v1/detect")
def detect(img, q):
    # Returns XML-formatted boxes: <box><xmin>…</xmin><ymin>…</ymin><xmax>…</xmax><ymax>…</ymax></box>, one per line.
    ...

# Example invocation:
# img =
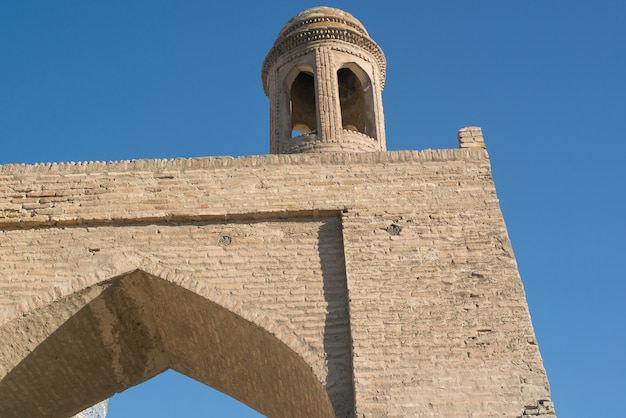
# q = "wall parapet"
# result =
<box><xmin>0</xmin><ymin>149</ymin><xmax>493</xmax><ymax>231</ymax></box>
<box><xmin>0</xmin><ymin>148</ymin><xmax>488</xmax><ymax>175</ymax></box>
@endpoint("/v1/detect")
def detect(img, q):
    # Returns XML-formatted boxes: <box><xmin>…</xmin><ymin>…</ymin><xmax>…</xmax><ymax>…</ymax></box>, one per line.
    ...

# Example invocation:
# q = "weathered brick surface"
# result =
<box><xmin>0</xmin><ymin>149</ymin><xmax>554</xmax><ymax>417</ymax></box>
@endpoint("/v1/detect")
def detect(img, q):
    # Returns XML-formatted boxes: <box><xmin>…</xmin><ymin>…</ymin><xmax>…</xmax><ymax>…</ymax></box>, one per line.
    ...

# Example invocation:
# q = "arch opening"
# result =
<box><xmin>0</xmin><ymin>270</ymin><xmax>336</xmax><ymax>418</ymax></box>
<box><xmin>337</xmin><ymin>66</ymin><xmax>377</xmax><ymax>139</ymax></box>
<box><xmin>108</xmin><ymin>369</ymin><xmax>263</xmax><ymax>416</ymax></box>
<box><xmin>289</xmin><ymin>70</ymin><xmax>317</xmax><ymax>138</ymax></box>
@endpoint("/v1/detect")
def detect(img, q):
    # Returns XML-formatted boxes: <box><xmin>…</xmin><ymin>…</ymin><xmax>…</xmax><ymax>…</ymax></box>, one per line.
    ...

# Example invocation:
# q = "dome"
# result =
<box><xmin>276</xmin><ymin>6</ymin><xmax>369</xmax><ymax>40</ymax></box>
<box><xmin>262</xmin><ymin>7</ymin><xmax>386</xmax><ymax>94</ymax></box>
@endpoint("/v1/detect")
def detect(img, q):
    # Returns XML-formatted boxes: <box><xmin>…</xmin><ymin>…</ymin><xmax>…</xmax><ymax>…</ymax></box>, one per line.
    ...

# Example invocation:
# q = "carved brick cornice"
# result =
<box><xmin>262</xmin><ymin>27</ymin><xmax>386</xmax><ymax>94</ymax></box>
<box><xmin>278</xmin><ymin>15</ymin><xmax>369</xmax><ymax>38</ymax></box>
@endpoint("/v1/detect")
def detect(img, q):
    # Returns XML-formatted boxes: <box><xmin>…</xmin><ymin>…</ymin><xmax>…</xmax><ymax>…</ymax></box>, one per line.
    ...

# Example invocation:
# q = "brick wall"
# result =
<box><xmin>0</xmin><ymin>149</ymin><xmax>554</xmax><ymax>417</ymax></box>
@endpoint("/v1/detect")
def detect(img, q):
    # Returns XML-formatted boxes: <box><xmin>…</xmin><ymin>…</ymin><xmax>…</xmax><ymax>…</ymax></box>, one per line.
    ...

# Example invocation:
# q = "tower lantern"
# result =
<box><xmin>262</xmin><ymin>7</ymin><xmax>387</xmax><ymax>154</ymax></box>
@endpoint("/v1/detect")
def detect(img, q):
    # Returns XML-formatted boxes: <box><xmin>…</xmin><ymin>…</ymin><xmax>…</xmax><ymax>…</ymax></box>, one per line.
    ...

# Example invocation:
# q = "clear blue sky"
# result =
<box><xmin>1</xmin><ymin>1</ymin><xmax>625</xmax><ymax>417</ymax></box>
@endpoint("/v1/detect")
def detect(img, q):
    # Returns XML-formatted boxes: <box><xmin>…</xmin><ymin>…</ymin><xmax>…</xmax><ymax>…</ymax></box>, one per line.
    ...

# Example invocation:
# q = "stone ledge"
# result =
<box><xmin>0</xmin><ymin>209</ymin><xmax>343</xmax><ymax>231</ymax></box>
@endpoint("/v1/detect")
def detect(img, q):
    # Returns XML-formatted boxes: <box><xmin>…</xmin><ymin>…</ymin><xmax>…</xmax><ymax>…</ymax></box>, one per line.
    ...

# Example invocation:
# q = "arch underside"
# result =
<box><xmin>0</xmin><ymin>270</ymin><xmax>338</xmax><ymax>417</ymax></box>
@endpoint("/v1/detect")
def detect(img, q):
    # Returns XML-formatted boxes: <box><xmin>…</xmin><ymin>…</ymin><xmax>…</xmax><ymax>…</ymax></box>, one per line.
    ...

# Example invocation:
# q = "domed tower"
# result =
<box><xmin>262</xmin><ymin>7</ymin><xmax>386</xmax><ymax>154</ymax></box>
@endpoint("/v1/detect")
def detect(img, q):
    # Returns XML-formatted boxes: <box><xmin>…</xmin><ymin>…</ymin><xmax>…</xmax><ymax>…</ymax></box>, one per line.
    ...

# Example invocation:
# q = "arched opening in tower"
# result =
<box><xmin>289</xmin><ymin>71</ymin><xmax>317</xmax><ymax>138</ymax></box>
<box><xmin>338</xmin><ymin>67</ymin><xmax>376</xmax><ymax>139</ymax></box>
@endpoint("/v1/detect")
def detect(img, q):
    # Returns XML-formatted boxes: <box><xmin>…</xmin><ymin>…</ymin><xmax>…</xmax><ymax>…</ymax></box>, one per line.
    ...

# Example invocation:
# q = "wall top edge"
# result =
<box><xmin>0</xmin><ymin>149</ymin><xmax>489</xmax><ymax>175</ymax></box>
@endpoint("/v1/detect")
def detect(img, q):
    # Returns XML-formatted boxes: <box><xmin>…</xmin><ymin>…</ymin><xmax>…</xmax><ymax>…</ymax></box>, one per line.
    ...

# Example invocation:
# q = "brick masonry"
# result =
<box><xmin>0</xmin><ymin>148</ymin><xmax>554</xmax><ymax>417</ymax></box>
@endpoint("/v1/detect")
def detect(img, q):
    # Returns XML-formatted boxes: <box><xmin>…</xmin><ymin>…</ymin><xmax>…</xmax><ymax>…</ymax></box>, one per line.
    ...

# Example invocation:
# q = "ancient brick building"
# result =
<box><xmin>0</xmin><ymin>7</ymin><xmax>554</xmax><ymax>417</ymax></box>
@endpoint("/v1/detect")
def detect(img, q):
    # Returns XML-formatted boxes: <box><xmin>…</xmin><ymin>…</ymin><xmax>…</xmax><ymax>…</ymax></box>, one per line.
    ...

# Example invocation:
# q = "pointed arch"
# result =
<box><xmin>0</xmin><ymin>270</ymin><xmax>336</xmax><ymax>417</ymax></box>
<box><xmin>1</xmin><ymin>258</ymin><xmax>327</xmax><ymax>383</ymax></box>
<box><xmin>287</xmin><ymin>65</ymin><xmax>317</xmax><ymax>138</ymax></box>
<box><xmin>337</xmin><ymin>63</ymin><xmax>377</xmax><ymax>140</ymax></box>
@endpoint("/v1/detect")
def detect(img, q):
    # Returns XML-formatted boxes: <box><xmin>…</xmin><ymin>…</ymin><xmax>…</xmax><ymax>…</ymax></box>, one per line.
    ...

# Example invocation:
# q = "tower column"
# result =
<box><xmin>373</xmin><ymin>73</ymin><xmax>386</xmax><ymax>150</ymax></box>
<box><xmin>315</xmin><ymin>46</ymin><xmax>341</xmax><ymax>142</ymax></box>
<box><xmin>268</xmin><ymin>68</ymin><xmax>280</xmax><ymax>154</ymax></box>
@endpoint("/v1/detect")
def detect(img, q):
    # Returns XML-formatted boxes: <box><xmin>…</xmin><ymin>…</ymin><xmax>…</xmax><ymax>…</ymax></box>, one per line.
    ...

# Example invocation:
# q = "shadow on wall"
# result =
<box><xmin>319</xmin><ymin>218</ymin><xmax>355</xmax><ymax>417</ymax></box>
